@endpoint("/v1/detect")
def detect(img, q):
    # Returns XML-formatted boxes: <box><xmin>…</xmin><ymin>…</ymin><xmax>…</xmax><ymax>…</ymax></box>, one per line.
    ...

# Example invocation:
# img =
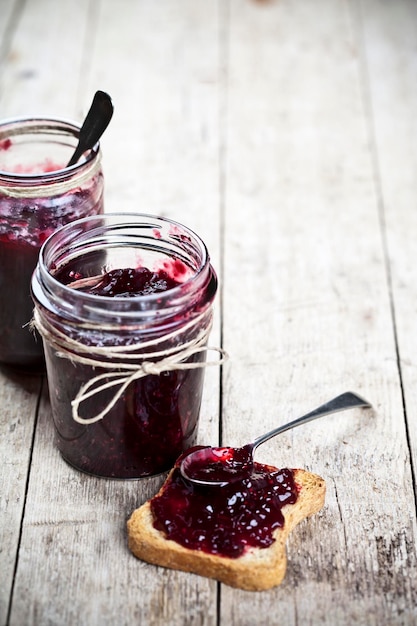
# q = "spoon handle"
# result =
<box><xmin>252</xmin><ymin>391</ymin><xmax>372</xmax><ymax>450</ymax></box>
<box><xmin>67</xmin><ymin>91</ymin><xmax>113</xmax><ymax>167</ymax></box>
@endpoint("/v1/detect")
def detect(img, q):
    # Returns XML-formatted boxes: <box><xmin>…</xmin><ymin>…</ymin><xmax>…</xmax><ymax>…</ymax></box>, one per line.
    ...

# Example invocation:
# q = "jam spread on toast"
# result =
<box><xmin>151</xmin><ymin>452</ymin><xmax>299</xmax><ymax>558</ymax></box>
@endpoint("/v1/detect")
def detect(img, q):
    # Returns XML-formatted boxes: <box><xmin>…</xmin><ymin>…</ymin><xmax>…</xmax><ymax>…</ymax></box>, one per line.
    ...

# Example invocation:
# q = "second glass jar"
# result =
<box><xmin>0</xmin><ymin>117</ymin><xmax>104</xmax><ymax>373</ymax></box>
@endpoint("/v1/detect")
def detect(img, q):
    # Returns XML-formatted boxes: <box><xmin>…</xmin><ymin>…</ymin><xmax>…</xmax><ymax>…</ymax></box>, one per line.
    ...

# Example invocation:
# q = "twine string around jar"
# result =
<box><xmin>32</xmin><ymin>308</ymin><xmax>228</xmax><ymax>425</ymax></box>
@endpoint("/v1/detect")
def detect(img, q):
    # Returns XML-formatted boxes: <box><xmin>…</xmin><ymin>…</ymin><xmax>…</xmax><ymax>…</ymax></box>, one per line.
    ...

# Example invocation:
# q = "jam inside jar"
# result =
<box><xmin>31</xmin><ymin>213</ymin><xmax>218</xmax><ymax>479</ymax></box>
<box><xmin>0</xmin><ymin>117</ymin><xmax>104</xmax><ymax>373</ymax></box>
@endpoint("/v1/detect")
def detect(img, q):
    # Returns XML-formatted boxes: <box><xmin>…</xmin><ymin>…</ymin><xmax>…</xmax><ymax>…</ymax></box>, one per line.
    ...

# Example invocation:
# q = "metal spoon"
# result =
<box><xmin>66</xmin><ymin>90</ymin><xmax>113</xmax><ymax>167</ymax></box>
<box><xmin>180</xmin><ymin>391</ymin><xmax>372</xmax><ymax>487</ymax></box>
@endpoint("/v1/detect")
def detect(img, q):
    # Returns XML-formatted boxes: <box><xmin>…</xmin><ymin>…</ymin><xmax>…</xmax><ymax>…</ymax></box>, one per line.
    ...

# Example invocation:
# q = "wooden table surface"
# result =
<box><xmin>1</xmin><ymin>0</ymin><xmax>417</xmax><ymax>624</ymax></box>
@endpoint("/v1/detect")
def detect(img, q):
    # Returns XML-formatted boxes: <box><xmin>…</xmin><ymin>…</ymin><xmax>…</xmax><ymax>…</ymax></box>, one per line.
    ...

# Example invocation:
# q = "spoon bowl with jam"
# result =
<box><xmin>180</xmin><ymin>391</ymin><xmax>372</xmax><ymax>487</ymax></box>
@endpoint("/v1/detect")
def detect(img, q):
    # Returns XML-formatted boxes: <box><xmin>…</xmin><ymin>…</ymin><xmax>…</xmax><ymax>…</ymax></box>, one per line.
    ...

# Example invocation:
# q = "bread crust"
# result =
<box><xmin>127</xmin><ymin>468</ymin><xmax>325</xmax><ymax>591</ymax></box>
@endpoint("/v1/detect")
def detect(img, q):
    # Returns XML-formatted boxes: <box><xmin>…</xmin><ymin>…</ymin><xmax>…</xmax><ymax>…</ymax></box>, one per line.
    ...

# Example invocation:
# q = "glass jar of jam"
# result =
<box><xmin>0</xmin><ymin>117</ymin><xmax>104</xmax><ymax>373</ymax></box>
<box><xmin>31</xmin><ymin>213</ymin><xmax>219</xmax><ymax>479</ymax></box>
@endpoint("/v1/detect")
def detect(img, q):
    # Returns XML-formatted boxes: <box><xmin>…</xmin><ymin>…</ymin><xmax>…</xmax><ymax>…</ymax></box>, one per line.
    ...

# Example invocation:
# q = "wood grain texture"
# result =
<box><xmin>0</xmin><ymin>0</ymin><xmax>94</xmax><ymax>118</ymax></box>
<box><xmin>0</xmin><ymin>1</ymin><xmax>91</xmax><ymax>621</ymax></box>
<box><xmin>0</xmin><ymin>371</ymin><xmax>41</xmax><ymax>626</ymax></box>
<box><xmin>0</xmin><ymin>0</ymin><xmax>21</xmax><ymax>53</ymax></box>
<box><xmin>10</xmin><ymin>386</ymin><xmax>217</xmax><ymax>626</ymax></box>
<box><xmin>1</xmin><ymin>0</ymin><xmax>417</xmax><ymax>624</ymax></box>
<box><xmin>2</xmin><ymin>1</ymin><xmax>221</xmax><ymax>625</ymax></box>
<box><xmin>220</xmin><ymin>0</ymin><xmax>417</xmax><ymax>624</ymax></box>
<box><xmin>361</xmin><ymin>0</ymin><xmax>417</xmax><ymax>483</ymax></box>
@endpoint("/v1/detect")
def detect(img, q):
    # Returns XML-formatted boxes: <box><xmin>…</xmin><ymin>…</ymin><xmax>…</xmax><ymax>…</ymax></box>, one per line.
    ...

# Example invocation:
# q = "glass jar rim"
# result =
<box><xmin>0</xmin><ymin>116</ymin><xmax>100</xmax><ymax>182</ymax></box>
<box><xmin>32</xmin><ymin>212</ymin><xmax>215</xmax><ymax>325</ymax></box>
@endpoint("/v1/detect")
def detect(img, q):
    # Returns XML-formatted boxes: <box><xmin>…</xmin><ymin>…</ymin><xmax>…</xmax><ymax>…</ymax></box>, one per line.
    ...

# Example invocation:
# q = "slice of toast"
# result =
<box><xmin>127</xmin><ymin>467</ymin><xmax>325</xmax><ymax>591</ymax></box>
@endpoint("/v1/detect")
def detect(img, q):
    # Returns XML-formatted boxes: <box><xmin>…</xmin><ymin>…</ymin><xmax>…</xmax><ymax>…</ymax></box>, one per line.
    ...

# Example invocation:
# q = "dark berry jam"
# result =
<box><xmin>151</xmin><ymin>453</ymin><xmax>299</xmax><ymax>558</ymax></box>
<box><xmin>0</xmin><ymin>235</ymin><xmax>45</xmax><ymax>372</ymax></box>
<box><xmin>0</xmin><ymin>186</ymin><xmax>103</xmax><ymax>372</ymax></box>
<box><xmin>84</xmin><ymin>267</ymin><xmax>180</xmax><ymax>297</ymax></box>
<box><xmin>45</xmin><ymin>264</ymin><xmax>207</xmax><ymax>478</ymax></box>
<box><xmin>182</xmin><ymin>444</ymin><xmax>254</xmax><ymax>484</ymax></box>
<box><xmin>48</xmin><ymin>358</ymin><xmax>204</xmax><ymax>478</ymax></box>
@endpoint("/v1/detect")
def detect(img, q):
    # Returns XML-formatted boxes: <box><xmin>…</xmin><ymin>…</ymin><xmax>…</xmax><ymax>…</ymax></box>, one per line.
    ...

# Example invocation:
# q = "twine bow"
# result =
<box><xmin>32</xmin><ymin>309</ymin><xmax>228</xmax><ymax>425</ymax></box>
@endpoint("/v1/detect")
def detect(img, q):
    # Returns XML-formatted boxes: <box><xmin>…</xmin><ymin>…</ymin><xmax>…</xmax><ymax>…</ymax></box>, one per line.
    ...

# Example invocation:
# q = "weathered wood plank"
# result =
<box><xmin>0</xmin><ymin>371</ymin><xmax>41</xmax><ymax>626</ymax></box>
<box><xmin>0</xmin><ymin>1</ymin><xmax>94</xmax><ymax>623</ymax></box>
<box><xmin>360</xmin><ymin>0</ymin><xmax>417</xmax><ymax>487</ymax></box>
<box><xmin>0</xmin><ymin>0</ymin><xmax>22</xmax><ymax>55</ymax></box>
<box><xmin>87</xmin><ymin>0</ymin><xmax>222</xmax><ymax>250</ymax></box>
<box><xmin>8</xmin><ymin>1</ymin><xmax>222</xmax><ymax>625</ymax></box>
<box><xmin>2</xmin><ymin>0</ymin><xmax>417</xmax><ymax>624</ymax></box>
<box><xmin>220</xmin><ymin>0</ymin><xmax>417</xmax><ymax>624</ymax></box>
<box><xmin>10</xmin><ymin>386</ymin><xmax>217</xmax><ymax>626</ymax></box>
<box><xmin>0</xmin><ymin>0</ymin><xmax>94</xmax><ymax>118</ymax></box>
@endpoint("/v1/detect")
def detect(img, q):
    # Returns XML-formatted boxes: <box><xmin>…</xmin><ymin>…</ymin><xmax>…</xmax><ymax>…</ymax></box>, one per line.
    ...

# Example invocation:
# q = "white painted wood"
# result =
<box><xmin>1</xmin><ymin>0</ymin><xmax>417</xmax><ymax>624</ymax></box>
<box><xmin>10</xmin><ymin>387</ymin><xmax>217</xmax><ymax>626</ymax></box>
<box><xmin>361</xmin><ymin>0</ymin><xmax>417</xmax><ymax>484</ymax></box>
<box><xmin>220</xmin><ymin>0</ymin><xmax>417</xmax><ymax>624</ymax></box>
<box><xmin>0</xmin><ymin>0</ymin><xmax>94</xmax><ymax>118</ymax></box>
<box><xmin>0</xmin><ymin>0</ymin><xmax>20</xmax><ymax>45</ymax></box>
<box><xmin>0</xmin><ymin>1</ymin><xmax>93</xmax><ymax>622</ymax></box>
<box><xmin>0</xmin><ymin>372</ymin><xmax>41</xmax><ymax>626</ymax></box>
<box><xmin>5</xmin><ymin>1</ymin><xmax>221</xmax><ymax>625</ymax></box>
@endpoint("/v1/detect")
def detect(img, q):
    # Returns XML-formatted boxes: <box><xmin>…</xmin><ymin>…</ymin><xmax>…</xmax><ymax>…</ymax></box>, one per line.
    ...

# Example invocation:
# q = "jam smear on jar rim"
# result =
<box><xmin>151</xmin><ymin>450</ymin><xmax>299</xmax><ymax>559</ymax></box>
